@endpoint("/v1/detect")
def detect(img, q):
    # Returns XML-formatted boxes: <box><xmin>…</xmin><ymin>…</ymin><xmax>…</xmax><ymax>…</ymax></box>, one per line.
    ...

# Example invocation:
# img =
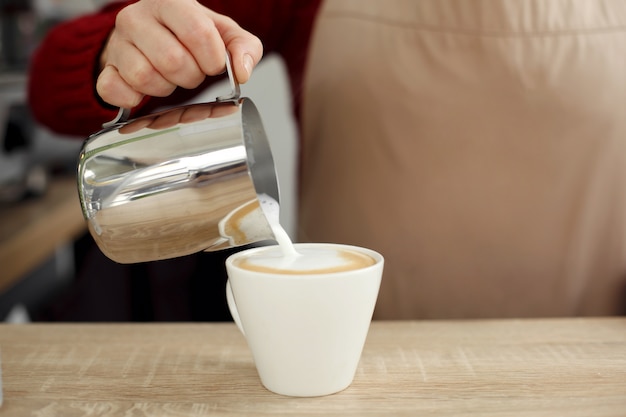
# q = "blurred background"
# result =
<box><xmin>0</xmin><ymin>0</ymin><xmax>298</xmax><ymax>323</ymax></box>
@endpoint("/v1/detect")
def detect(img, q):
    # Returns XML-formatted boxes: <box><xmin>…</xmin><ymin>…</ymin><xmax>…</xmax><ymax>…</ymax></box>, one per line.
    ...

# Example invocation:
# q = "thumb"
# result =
<box><xmin>209</xmin><ymin>11</ymin><xmax>263</xmax><ymax>83</ymax></box>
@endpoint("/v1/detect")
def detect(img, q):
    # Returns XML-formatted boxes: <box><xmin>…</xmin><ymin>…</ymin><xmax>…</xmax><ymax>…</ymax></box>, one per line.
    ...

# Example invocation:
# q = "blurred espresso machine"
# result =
<box><xmin>0</xmin><ymin>0</ymin><xmax>90</xmax><ymax>321</ymax></box>
<box><xmin>0</xmin><ymin>0</ymin><xmax>42</xmax><ymax>202</ymax></box>
<box><xmin>0</xmin><ymin>0</ymin><xmax>91</xmax><ymax>202</ymax></box>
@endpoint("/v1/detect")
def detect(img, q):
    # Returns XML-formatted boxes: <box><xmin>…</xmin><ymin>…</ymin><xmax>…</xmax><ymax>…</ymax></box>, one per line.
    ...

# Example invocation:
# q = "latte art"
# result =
<box><xmin>233</xmin><ymin>246</ymin><xmax>376</xmax><ymax>275</ymax></box>
<box><xmin>227</xmin><ymin>195</ymin><xmax>377</xmax><ymax>275</ymax></box>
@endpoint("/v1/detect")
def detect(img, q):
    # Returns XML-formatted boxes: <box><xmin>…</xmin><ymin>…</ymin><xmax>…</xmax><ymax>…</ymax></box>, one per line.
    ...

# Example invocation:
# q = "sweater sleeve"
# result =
<box><xmin>27</xmin><ymin>2</ymin><xmax>131</xmax><ymax>137</ymax></box>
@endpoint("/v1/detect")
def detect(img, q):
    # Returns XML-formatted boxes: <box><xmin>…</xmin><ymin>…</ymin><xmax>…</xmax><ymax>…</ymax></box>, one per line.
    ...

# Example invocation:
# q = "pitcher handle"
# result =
<box><xmin>102</xmin><ymin>107</ymin><xmax>131</xmax><ymax>129</ymax></box>
<box><xmin>102</xmin><ymin>49</ymin><xmax>240</xmax><ymax>129</ymax></box>
<box><xmin>216</xmin><ymin>49</ymin><xmax>241</xmax><ymax>102</ymax></box>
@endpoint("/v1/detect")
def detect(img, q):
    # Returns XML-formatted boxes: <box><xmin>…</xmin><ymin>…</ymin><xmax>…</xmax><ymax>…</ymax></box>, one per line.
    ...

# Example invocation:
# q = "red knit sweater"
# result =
<box><xmin>27</xmin><ymin>0</ymin><xmax>320</xmax><ymax>137</ymax></box>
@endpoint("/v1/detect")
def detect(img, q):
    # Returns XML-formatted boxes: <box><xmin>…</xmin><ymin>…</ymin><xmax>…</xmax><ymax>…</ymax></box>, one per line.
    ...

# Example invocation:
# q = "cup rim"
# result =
<box><xmin>225</xmin><ymin>242</ymin><xmax>384</xmax><ymax>278</ymax></box>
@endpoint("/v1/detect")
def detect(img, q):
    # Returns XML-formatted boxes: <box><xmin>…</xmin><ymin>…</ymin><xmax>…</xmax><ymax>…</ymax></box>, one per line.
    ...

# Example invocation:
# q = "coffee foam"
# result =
<box><xmin>233</xmin><ymin>246</ymin><xmax>376</xmax><ymax>275</ymax></box>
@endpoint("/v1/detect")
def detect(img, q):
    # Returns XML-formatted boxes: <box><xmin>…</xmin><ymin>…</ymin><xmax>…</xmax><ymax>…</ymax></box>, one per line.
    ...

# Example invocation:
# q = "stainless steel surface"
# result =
<box><xmin>77</xmin><ymin>55</ymin><xmax>279</xmax><ymax>264</ymax></box>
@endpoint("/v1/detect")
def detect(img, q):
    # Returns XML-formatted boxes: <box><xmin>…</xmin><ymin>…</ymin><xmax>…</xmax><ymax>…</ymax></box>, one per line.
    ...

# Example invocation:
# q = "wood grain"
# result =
<box><xmin>1</xmin><ymin>319</ymin><xmax>625</xmax><ymax>416</ymax></box>
<box><xmin>0</xmin><ymin>176</ymin><xmax>86</xmax><ymax>292</ymax></box>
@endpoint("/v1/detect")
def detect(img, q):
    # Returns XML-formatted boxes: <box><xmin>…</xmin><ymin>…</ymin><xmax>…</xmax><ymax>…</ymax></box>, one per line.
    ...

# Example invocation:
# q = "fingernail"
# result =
<box><xmin>243</xmin><ymin>54</ymin><xmax>253</xmax><ymax>78</ymax></box>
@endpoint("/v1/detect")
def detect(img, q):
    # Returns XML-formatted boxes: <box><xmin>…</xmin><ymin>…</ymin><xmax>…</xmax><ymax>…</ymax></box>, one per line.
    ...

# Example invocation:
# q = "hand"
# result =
<box><xmin>96</xmin><ymin>0</ymin><xmax>263</xmax><ymax>109</ymax></box>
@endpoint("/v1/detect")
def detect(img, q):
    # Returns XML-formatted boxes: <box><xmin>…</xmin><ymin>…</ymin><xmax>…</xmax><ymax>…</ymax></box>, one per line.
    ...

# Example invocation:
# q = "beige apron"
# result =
<box><xmin>298</xmin><ymin>0</ymin><xmax>626</xmax><ymax>319</ymax></box>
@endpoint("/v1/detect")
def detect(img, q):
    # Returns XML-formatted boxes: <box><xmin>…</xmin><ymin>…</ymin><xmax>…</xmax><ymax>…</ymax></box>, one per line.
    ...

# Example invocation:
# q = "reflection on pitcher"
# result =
<box><xmin>118</xmin><ymin>102</ymin><xmax>239</xmax><ymax>135</ymax></box>
<box><xmin>217</xmin><ymin>198</ymin><xmax>271</xmax><ymax>248</ymax></box>
<box><xmin>78</xmin><ymin>98</ymin><xmax>279</xmax><ymax>264</ymax></box>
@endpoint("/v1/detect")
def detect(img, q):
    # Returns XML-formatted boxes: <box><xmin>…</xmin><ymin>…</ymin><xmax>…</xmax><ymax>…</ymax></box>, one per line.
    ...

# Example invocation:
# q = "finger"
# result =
<box><xmin>119</xmin><ymin>117</ymin><xmax>154</xmax><ymax>134</ymax></box>
<box><xmin>107</xmin><ymin>39</ymin><xmax>178</xmax><ymax>99</ymax></box>
<box><xmin>157</xmin><ymin>3</ymin><xmax>262</xmax><ymax>83</ymax></box>
<box><xmin>96</xmin><ymin>65</ymin><xmax>144</xmax><ymax>109</ymax></box>
<box><xmin>147</xmin><ymin>107</ymin><xmax>184</xmax><ymax>130</ymax></box>
<box><xmin>153</xmin><ymin>0</ymin><xmax>226</xmax><ymax>76</ymax></box>
<box><xmin>224</xmin><ymin>40</ymin><xmax>263</xmax><ymax>84</ymax></box>
<box><xmin>210</xmin><ymin>12</ymin><xmax>263</xmax><ymax>84</ymax></box>
<box><xmin>180</xmin><ymin>104</ymin><xmax>214</xmax><ymax>124</ymax></box>
<box><xmin>118</xmin><ymin>17</ymin><xmax>206</xmax><ymax>89</ymax></box>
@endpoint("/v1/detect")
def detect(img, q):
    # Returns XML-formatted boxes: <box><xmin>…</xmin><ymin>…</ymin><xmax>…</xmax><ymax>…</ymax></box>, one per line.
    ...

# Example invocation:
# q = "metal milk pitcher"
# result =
<box><xmin>77</xmin><ymin>53</ymin><xmax>279</xmax><ymax>264</ymax></box>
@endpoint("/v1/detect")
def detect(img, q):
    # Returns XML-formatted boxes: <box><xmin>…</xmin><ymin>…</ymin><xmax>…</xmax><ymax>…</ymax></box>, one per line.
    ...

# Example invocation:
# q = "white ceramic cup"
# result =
<box><xmin>225</xmin><ymin>243</ymin><xmax>384</xmax><ymax>397</ymax></box>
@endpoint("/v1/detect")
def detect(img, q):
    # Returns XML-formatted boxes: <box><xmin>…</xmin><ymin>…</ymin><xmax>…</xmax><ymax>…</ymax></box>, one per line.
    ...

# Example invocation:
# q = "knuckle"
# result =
<box><xmin>153</xmin><ymin>50</ymin><xmax>204</xmax><ymax>89</ymax></box>
<box><xmin>151</xmin><ymin>0</ymin><xmax>174</xmax><ymax>10</ymax></box>
<box><xmin>218</xmin><ymin>15</ymin><xmax>237</xmax><ymax>28</ymax></box>
<box><xmin>127</xmin><ymin>64</ymin><xmax>161</xmax><ymax>93</ymax></box>
<box><xmin>250</xmin><ymin>35</ymin><xmax>263</xmax><ymax>53</ymax></box>
<box><xmin>191</xmin><ymin>11</ymin><xmax>222</xmax><ymax>35</ymax></box>
<box><xmin>114</xmin><ymin>6</ymin><xmax>140</xmax><ymax>32</ymax></box>
<box><xmin>182</xmin><ymin>23</ymin><xmax>225</xmax><ymax>74</ymax></box>
<box><xmin>155</xmin><ymin>48</ymin><xmax>188</xmax><ymax>76</ymax></box>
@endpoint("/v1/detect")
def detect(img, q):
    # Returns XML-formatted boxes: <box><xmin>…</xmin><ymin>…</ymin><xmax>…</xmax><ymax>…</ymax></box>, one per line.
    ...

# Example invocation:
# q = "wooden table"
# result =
<box><xmin>0</xmin><ymin>175</ymin><xmax>86</xmax><ymax>293</ymax></box>
<box><xmin>1</xmin><ymin>318</ymin><xmax>625</xmax><ymax>416</ymax></box>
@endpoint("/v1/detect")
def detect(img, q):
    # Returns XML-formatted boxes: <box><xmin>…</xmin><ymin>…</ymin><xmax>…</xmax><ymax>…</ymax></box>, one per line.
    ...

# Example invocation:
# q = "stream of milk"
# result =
<box><xmin>257</xmin><ymin>193</ymin><xmax>299</xmax><ymax>257</ymax></box>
